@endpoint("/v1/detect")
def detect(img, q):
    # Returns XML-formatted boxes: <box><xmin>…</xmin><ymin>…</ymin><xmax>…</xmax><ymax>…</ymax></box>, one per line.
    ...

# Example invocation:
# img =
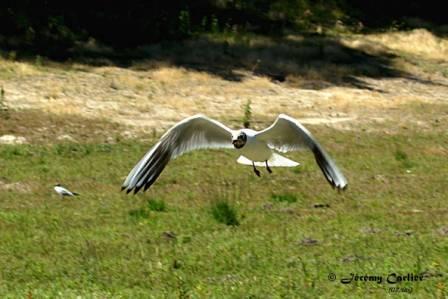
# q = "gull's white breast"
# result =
<box><xmin>239</xmin><ymin>134</ymin><xmax>272</xmax><ymax>162</ymax></box>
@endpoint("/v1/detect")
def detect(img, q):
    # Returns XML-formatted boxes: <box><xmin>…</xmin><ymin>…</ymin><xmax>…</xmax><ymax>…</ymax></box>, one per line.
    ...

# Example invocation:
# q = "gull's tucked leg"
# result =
<box><xmin>252</xmin><ymin>162</ymin><xmax>261</xmax><ymax>177</ymax></box>
<box><xmin>265</xmin><ymin>160</ymin><xmax>272</xmax><ymax>174</ymax></box>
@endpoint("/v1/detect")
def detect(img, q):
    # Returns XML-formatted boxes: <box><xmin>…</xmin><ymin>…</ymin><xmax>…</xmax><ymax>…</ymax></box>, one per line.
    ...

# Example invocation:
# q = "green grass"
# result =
<box><xmin>147</xmin><ymin>198</ymin><xmax>167</xmax><ymax>212</ymax></box>
<box><xmin>395</xmin><ymin>148</ymin><xmax>414</xmax><ymax>169</ymax></box>
<box><xmin>271</xmin><ymin>193</ymin><xmax>298</xmax><ymax>203</ymax></box>
<box><xmin>0</xmin><ymin>123</ymin><xmax>447</xmax><ymax>298</ymax></box>
<box><xmin>210</xmin><ymin>201</ymin><xmax>239</xmax><ymax>226</ymax></box>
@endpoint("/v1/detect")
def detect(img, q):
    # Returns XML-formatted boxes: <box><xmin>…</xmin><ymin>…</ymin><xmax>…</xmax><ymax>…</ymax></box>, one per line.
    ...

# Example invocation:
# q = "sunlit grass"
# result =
<box><xmin>271</xmin><ymin>193</ymin><xmax>298</xmax><ymax>203</ymax></box>
<box><xmin>1</xmin><ymin>119</ymin><xmax>447</xmax><ymax>297</ymax></box>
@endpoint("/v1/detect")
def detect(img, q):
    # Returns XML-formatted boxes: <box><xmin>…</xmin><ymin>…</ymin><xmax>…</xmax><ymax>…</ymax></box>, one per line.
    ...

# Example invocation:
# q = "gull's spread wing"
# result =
<box><xmin>122</xmin><ymin>114</ymin><xmax>233</xmax><ymax>194</ymax></box>
<box><xmin>256</xmin><ymin>114</ymin><xmax>348</xmax><ymax>190</ymax></box>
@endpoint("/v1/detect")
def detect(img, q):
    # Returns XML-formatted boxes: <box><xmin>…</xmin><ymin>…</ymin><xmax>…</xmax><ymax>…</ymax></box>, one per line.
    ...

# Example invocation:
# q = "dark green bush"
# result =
<box><xmin>211</xmin><ymin>201</ymin><xmax>239</xmax><ymax>226</ymax></box>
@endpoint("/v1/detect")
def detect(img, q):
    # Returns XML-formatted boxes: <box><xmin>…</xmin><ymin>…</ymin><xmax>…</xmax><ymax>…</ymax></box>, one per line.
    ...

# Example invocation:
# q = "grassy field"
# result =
<box><xmin>0</xmin><ymin>110</ymin><xmax>447</xmax><ymax>298</ymax></box>
<box><xmin>1</xmin><ymin>29</ymin><xmax>448</xmax><ymax>298</ymax></box>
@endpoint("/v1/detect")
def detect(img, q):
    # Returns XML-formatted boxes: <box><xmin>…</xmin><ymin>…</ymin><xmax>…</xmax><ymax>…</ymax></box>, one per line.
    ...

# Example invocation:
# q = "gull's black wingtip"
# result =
<box><xmin>134</xmin><ymin>185</ymin><xmax>144</xmax><ymax>194</ymax></box>
<box><xmin>336</xmin><ymin>183</ymin><xmax>348</xmax><ymax>193</ymax></box>
<box><xmin>122</xmin><ymin>185</ymin><xmax>142</xmax><ymax>195</ymax></box>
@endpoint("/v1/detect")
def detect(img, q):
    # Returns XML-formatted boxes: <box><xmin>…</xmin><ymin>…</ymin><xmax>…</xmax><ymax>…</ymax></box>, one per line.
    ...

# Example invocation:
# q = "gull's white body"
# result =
<box><xmin>236</xmin><ymin>129</ymin><xmax>299</xmax><ymax>167</ymax></box>
<box><xmin>54</xmin><ymin>185</ymin><xmax>78</xmax><ymax>197</ymax></box>
<box><xmin>238</xmin><ymin>129</ymin><xmax>272</xmax><ymax>162</ymax></box>
<box><xmin>122</xmin><ymin>114</ymin><xmax>348</xmax><ymax>194</ymax></box>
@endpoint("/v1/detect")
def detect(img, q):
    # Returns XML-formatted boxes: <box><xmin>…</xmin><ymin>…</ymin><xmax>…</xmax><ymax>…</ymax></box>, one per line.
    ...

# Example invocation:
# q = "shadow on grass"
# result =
<box><xmin>1</xmin><ymin>33</ymin><xmax>442</xmax><ymax>91</ymax></box>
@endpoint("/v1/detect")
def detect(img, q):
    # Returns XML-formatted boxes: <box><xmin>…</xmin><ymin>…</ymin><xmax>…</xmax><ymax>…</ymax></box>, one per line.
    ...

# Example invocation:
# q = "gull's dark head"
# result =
<box><xmin>232</xmin><ymin>131</ymin><xmax>247</xmax><ymax>149</ymax></box>
<box><xmin>54</xmin><ymin>183</ymin><xmax>61</xmax><ymax>187</ymax></box>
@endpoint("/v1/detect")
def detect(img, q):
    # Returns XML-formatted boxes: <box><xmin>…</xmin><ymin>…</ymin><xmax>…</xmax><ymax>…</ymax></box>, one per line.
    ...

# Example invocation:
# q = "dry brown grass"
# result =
<box><xmin>1</xmin><ymin>30</ymin><xmax>448</xmax><ymax>134</ymax></box>
<box><xmin>362</xmin><ymin>29</ymin><xmax>448</xmax><ymax>61</ymax></box>
<box><xmin>341</xmin><ymin>29</ymin><xmax>448</xmax><ymax>79</ymax></box>
<box><xmin>0</xmin><ymin>59</ymin><xmax>41</xmax><ymax>79</ymax></box>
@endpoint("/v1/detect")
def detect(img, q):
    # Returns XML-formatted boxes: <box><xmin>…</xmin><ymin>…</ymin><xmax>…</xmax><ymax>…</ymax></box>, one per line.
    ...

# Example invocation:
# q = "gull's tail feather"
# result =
<box><xmin>72</xmin><ymin>192</ymin><xmax>79</xmax><ymax>196</ymax></box>
<box><xmin>237</xmin><ymin>154</ymin><xmax>299</xmax><ymax>167</ymax></box>
<box><xmin>268</xmin><ymin>153</ymin><xmax>300</xmax><ymax>167</ymax></box>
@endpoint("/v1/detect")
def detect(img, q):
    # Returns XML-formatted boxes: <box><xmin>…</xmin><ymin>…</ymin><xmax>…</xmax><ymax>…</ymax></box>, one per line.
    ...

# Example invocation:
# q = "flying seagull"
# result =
<box><xmin>54</xmin><ymin>184</ymin><xmax>79</xmax><ymax>198</ymax></box>
<box><xmin>121</xmin><ymin>114</ymin><xmax>348</xmax><ymax>194</ymax></box>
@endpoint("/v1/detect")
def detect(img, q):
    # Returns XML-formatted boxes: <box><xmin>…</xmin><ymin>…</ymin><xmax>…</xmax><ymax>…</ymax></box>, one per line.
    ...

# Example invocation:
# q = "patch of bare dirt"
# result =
<box><xmin>0</xmin><ymin>180</ymin><xmax>33</xmax><ymax>193</ymax></box>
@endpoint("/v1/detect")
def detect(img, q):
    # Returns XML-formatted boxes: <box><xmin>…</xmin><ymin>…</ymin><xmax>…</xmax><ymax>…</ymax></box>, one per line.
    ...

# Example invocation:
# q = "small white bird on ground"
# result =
<box><xmin>54</xmin><ymin>184</ymin><xmax>79</xmax><ymax>198</ymax></box>
<box><xmin>121</xmin><ymin>114</ymin><xmax>348</xmax><ymax>194</ymax></box>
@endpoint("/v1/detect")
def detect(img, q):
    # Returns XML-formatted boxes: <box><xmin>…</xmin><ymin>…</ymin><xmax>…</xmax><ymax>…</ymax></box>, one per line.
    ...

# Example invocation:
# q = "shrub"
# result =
<box><xmin>211</xmin><ymin>201</ymin><xmax>239</xmax><ymax>226</ymax></box>
<box><xmin>242</xmin><ymin>99</ymin><xmax>252</xmax><ymax>128</ymax></box>
<box><xmin>394</xmin><ymin>149</ymin><xmax>414</xmax><ymax>169</ymax></box>
<box><xmin>147</xmin><ymin>198</ymin><xmax>167</xmax><ymax>212</ymax></box>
